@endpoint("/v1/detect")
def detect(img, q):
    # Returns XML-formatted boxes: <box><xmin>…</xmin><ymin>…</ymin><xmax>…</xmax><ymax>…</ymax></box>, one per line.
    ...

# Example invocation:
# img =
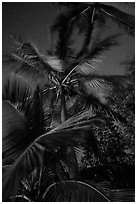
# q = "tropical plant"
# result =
<box><xmin>2</xmin><ymin>2</ymin><xmax>134</xmax><ymax>201</ymax></box>
<box><xmin>81</xmin><ymin>59</ymin><xmax>134</xmax><ymax>168</ymax></box>
<box><xmin>3</xmin><ymin>79</ymin><xmax>109</xmax><ymax>201</ymax></box>
<box><xmin>3</xmin><ymin>30</ymin><xmax>129</xmax><ymax>179</ymax></box>
<box><xmin>43</xmin><ymin>180</ymin><xmax>110</xmax><ymax>202</ymax></box>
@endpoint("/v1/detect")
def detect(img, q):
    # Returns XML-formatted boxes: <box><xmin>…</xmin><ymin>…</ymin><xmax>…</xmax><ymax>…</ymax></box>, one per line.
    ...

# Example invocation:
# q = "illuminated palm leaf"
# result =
<box><xmin>73</xmin><ymin>74</ymin><xmax>131</xmax><ymax>104</ymax></box>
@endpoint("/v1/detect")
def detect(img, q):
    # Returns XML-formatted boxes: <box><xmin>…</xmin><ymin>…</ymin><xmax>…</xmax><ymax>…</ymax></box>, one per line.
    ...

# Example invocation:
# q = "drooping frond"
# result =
<box><xmin>14</xmin><ymin>164</ymin><xmax>66</xmax><ymax>202</ymax></box>
<box><xmin>2</xmin><ymin>100</ymin><xmax>27</xmax><ymax>166</ymax></box>
<box><xmin>2</xmin><ymin>99</ymin><xmax>108</xmax><ymax>200</ymax></box>
<box><xmin>2</xmin><ymin>88</ymin><xmax>46</xmax><ymax>167</ymax></box>
<box><xmin>43</xmin><ymin>180</ymin><xmax>110</xmax><ymax>201</ymax></box>
<box><xmin>3</xmin><ymin>74</ymin><xmax>32</xmax><ymax>105</ymax></box>
<box><xmin>72</xmin><ymin>74</ymin><xmax>132</xmax><ymax>104</ymax></box>
<box><xmin>87</xmin><ymin>34</ymin><xmax>120</xmax><ymax>60</ymax></box>
<box><xmin>82</xmin><ymin>94</ymin><xmax>127</xmax><ymax>124</ymax></box>
<box><xmin>3</xmin><ymin>38</ymin><xmax>64</xmax><ymax>92</ymax></box>
<box><xmin>75</xmin><ymin>8</ymin><xmax>95</xmax><ymax>59</ymax></box>
<box><xmin>3</xmin><ymin>54</ymin><xmax>49</xmax><ymax>89</ymax></box>
<box><xmin>98</xmin><ymin>3</ymin><xmax>135</xmax><ymax>35</ymax></box>
<box><xmin>61</xmin><ymin>34</ymin><xmax>120</xmax><ymax>80</ymax></box>
<box><xmin>59</xmin><ymin>2</ymin><xmax>135</xmax><ymax>35</ymax></box>
<box><xmin>12</xmin><ymin>37</ymin><xmax>64</xmax><ymax>72</ymax></box>
<box><xmin>51</xmin><ymin>13</ymin><xmax>75</xmax><ymax>61</ymax></box>
<box><xmin>67</xmin><ymin>87</ymin><xmax>127</xmax><ymax>124</ymax></box>
<box><xmin>101</xmin><ymin>2</ymin><xmax>135</xmax><ymax>16</ymax></box>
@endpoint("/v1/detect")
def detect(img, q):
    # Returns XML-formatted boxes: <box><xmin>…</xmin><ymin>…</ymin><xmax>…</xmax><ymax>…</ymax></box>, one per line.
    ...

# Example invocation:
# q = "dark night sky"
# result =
<box><xmin>2</xmin><ymin>2</ymin><xmax>135</xmax><ymax>76</ymax></box>
<box><xmin>2</xmin><ymin>3</ymin><xmax>58</xmax><ymax>52</ymax></box>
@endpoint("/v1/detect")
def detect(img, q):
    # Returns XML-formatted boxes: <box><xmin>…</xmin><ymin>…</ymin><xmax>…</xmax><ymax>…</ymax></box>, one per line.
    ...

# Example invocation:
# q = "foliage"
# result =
<box><xmin>2</xmin><ymin>2</ymin><xmax>135</xmax><ymax>202</ymax></box>
<box><xmin>81</xmin><ymin>60</ymin><xmax>135</xmax><ymax>167</ymax></box>
<box><xmin>2</xmin><ymin>78</ymin><xmax>109</xmax><ymax>200</ymax></box>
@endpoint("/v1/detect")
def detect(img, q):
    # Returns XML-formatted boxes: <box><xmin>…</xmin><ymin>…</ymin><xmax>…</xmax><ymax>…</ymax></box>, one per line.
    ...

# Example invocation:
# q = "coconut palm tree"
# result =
<box><xmin>3</xmin><ymin>7</ymin><xmax>134</xmax><ymax>203</ymax></box>
<box><xmin>3</xmin><ymin>30</ymin><xmax>130</xmax><ymax>180</ymax></box>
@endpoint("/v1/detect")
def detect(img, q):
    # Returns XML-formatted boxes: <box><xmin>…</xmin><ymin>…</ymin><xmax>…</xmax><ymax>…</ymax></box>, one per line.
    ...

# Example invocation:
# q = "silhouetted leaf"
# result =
<box><xmin>43</xmin><ymin>180</ymin><xmax>110</xmax><ymax>201</ymax></box>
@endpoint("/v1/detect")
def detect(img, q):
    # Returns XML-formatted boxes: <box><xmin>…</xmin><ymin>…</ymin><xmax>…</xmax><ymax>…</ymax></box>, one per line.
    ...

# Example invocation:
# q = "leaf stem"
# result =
<box><xmin>62</xmin><ymin>65</ymin><xmax>78</xmax><ymax>84</ymax></box>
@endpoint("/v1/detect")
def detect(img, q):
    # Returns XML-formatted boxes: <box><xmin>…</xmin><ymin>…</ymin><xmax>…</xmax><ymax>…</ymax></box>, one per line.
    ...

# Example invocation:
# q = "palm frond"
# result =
<box><xmin>84</xmin><ymin>95</ymin><xmax>127</xmax><ymax>124</ymax></box>
<box><xmin>47</xmin><ymin>108</ymin><xmax>107</xmax><ymax>134</ymax></box>
<box><xmin>43</xmin><ymin>180</ymin><xmax>110</xmax><ymax>201</ymax></box>
<box><xmin>87</xmin><ymin>34</ymin><xmax>120</xmax><ymax>60</ymax></box>
<box><xmin>15</xmin><ymin>165</ymin><xmax>65</xmax><ymax>202</ymax></box>
<box><xmin>2</xmin><ymin>101</ymin><xmax>108</xmax><ymax>200</ymax></box>
<box><xmin>68</xmin><ymin>87</ymin><xmax>127</xmax><ymax>124</ymax></box>
<box><xmin>61</xmin><ymin>2</ymin><xmax>135</xmax><ymax>35</ymax></box>
<box><xmin>99</xmin><ymin>3</ymin><xmax>135</xmax><ymax>35</ymax></box>
<box><xmin>25</xmin><ymin>86</ymin><xmax>46</xmax><ymax>138</ymax></box>
<box><xmin>3</xmin><ymin>54</ymin><xmax>49</xmax><ymax>89</ymax></box>
<box><xmin>76</xmin><ymin>8</ymin><xmax>94</xmax><ymax>59</ymax></box>
<box><xmin>72</xmin><ymin>34</ymin><xmax>120</xmax><ymax>77</ymax></box>
<box><xmin>100</xmin><ymin>2</ymin><xmax>135</xmax><ymax>16</ymax></box>
<box><xmin>72</xmin><ymin>74</ymin><xmax>132</xmax><ymax>104</ymax></box>
<box><xmin>3</xmin><ymin>38</ymin><xmax>64</xmax><ymax>91</ymax></box>
<box><xmin>3</xmin><ymin>74</ymin><xmax>32</xmax><ymax>106</ymax></box>
<box><xmin>83</xmin><ymin>78</ymin><xmax>112</xmax><ymax>104</ymax></box>
<box><xmin>12</xmin><ymin>37</ymin><xmax>64</xmax><ymax>72</ymax></box>
<box><xmin>2</xmin><ymin>100</ymin><xmax>27</xmax><ymax>166</ymax></box>
<box><xmin>44</xmin><ymin>55</ymin><xmax>64</xmax><ymax>72</ymax></box>
<box><xmin>51</xmin><ymin>13</ymin><xmax>75</xmax><ymax>61</ymax></box>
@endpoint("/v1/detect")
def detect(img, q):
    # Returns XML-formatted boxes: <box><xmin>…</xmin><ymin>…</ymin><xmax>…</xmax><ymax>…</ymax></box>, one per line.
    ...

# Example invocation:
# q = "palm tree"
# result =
<box><xmin>2</xmin><ymin>2</ymin><xmax>134</xmax><ymax>200</ymax></box>
<box><xmin>3</xmin><ymin>31</ymin><xmax>130</xmax><ymax>180</ymax></box>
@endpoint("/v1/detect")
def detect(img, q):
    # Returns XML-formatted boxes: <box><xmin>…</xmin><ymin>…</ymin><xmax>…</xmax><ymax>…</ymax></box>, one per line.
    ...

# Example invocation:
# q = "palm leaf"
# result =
<box><xmin>73</xmin><ymin>74</ymin><xmax>131</xmax><ymax>104</ymax></box>
<box><xmin>101</xmin><ymin>2</ymin><xmax>135</xmax><ymax>16</ymax></box>
<box><xmin>47</xmin><ymin>108</ymin><xmax>107</xmax><ymax>134</ymax></box>
<box><xmin>70</xmin><ymin>88</ymin><xmax>127</xmax><ymax>124</ymax></box>
<box><xmin>3</xmin><ymin>54</ymin><xmax>49</xmax><ymax>89</ymax></box>
<box><xmin>2</xmin><ymin>100</ymin><xmax>27</xmax><ymax>165</ymax></box>
<box><xmin>44</xmin><ymin>55</ymin><xmax>64</xmax><ymax>72</ymax></box>
<box><xmin>87</xmin><ymin>34</ymin><xmax>120</xmax><ymax>60</ymax></box>
<box><xmin>99</xmin><ymin>3</ymin><xmax>135</xmax><ymax>35</ymax></box>
<box><xmin>69</xmin><ymin>34</ymin><xmax>120</xmax><ymax>78</ymax></box>
<box><xmin>3</xmin><ymin>74</ymin><xmax>32</xmax><ymax>105</ymax></box>
<box><xmin>75</xmin><ymin>8</ymin><xmax>94</xmax><ymax>59</ymax></box>
<box><xmin>15</xmin><ymin>166</ymin><xmax>64</xmax><ymax>202</ymax></box>
<box><xmin>43</xmin><ymin>180</ymin><xmax>110</xmax><ymax>201</ymax></box>
<box><xmin>60</xmin><ymin>2</ymin><xmax>134</xmax><ymax>35</ymax></box>
<box><xmin>85</xmin><ymin>95</ymin><xmax>127</xmax><ymax>124</ymax></box>
<box><xmin>3</xmin><ymin>39</ymin><xmax>64</xmax><ymax>91</ymax></box>
<box><xmin>51</xmin><ymin>13</ymin><xmax>75</xmax><ymax>61</ymax></box>
<box><xmin>12</xmin><ymin>37</ymin><xmax>64</xmax><ymax>72</ymax></box>
<box><xmin>2</xmin><ymin>99</ymin><xmax>107</xmax><ymax>200</ymax></box>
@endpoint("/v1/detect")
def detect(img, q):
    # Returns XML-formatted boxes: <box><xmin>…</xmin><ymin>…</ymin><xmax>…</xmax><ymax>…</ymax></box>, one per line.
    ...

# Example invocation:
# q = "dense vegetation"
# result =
<box><xmin>82</xmin><ymin>60</ymin><xmax>134</xmax><ymax>167</ymax></box>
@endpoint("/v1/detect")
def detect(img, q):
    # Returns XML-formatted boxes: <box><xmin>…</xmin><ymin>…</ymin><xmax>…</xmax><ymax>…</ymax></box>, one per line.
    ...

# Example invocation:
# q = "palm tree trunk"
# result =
<box><xmin>60</xmin><ymin>86</ymin><xmax>79</xmax><ymax>179</ymax></box>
